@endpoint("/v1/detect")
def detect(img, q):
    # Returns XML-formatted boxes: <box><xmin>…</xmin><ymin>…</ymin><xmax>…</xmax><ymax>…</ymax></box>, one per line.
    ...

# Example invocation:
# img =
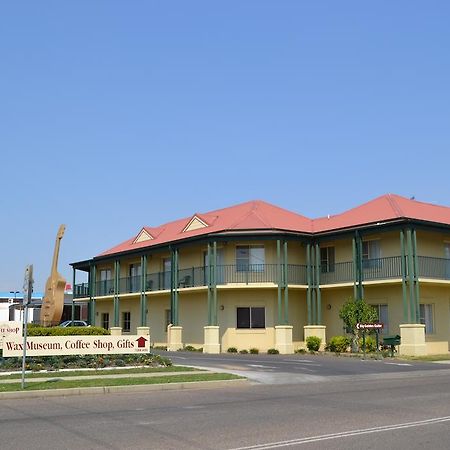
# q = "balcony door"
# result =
<box><xmin>129</xmin><ymin>264</ymin><xmax>141</xmax><ymax>293</ymax></box>
<box><xmin>99</xmin><ymin>269</ymin><xmax>112</xmax><ymax>296</ymax></box>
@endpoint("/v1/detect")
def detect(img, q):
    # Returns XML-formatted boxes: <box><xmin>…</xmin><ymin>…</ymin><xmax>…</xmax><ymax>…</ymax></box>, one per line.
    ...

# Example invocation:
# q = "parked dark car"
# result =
<box><xmin>59</xmin><ymin>320</ymin><xmax>89</xmax><ymax>327</ymax></box>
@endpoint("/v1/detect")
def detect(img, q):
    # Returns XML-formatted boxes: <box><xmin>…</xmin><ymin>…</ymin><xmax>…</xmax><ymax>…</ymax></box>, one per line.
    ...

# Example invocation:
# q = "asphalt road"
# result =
<box><xmin>160</xmin><ymin>350</ymin><xmax>450</xmax><ymax>384</ymax></box>
<box><xmin>1</xmin><ymin>354</ymin><xmax>450</xmax><ymax>450</ymax></box>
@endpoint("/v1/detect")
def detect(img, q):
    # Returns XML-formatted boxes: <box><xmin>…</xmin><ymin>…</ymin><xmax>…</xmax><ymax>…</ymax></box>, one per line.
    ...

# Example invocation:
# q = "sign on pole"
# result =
<box><xmin>3</xmin><ymin>335</ymin><xmax>150</xmax><ymax>357</ymax></box>
<box><xmin>23</xmin><ymin>265</ymin><xmax>33</xmax><ymax>305</ymax></box>
<box><xmin>0</xmin><ymin>322</ymin><xmax>22</xmax><ymax>349</ymax></box>
<box><xmin>356</xmin><ymin>323</ymin><xmax>384</xmax><ymax>330</ymax></box>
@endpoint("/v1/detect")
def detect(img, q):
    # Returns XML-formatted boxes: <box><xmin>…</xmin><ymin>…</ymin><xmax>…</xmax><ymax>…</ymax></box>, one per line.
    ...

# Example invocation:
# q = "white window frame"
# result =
<box><xmin>419</xmin><ymin>304</ymin><xmax>434</xmax><ymax>334</ymax></box>
<box><xmin>236</xmin><ymin>245</ymin><xmax>265</xmax><ymax>272</ymax></box>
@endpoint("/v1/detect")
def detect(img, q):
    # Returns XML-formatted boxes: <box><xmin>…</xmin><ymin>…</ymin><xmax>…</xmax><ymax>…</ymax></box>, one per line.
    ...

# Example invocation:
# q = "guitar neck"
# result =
<box><xmin>51</xmin><ymin>236</ymin><xmax>62</xmax><ymax>276</ymax></box>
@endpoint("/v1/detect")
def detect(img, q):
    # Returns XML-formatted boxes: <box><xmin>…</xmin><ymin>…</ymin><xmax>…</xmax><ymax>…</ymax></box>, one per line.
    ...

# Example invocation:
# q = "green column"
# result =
<box><xmin>90</xmin><ymin>265</ymin><xmax>96</xmax><ymax>326</ymax></box>
<box><xmin>400</xmin><ymin>230</ymin><xmax>408</xmax><ymax>322</ymax></box>
<box><xmin>277</xmin><ymin>239</ymin><xmax>282</xmax><ymax>324</ymax></box>
<box><xmin>170</xmin><ymin>248</ymin><xmax>179</xmax><ymax>326</ymax></box>
<box><xmin>315</xmin><ymin>243</ymin><xmax>321</xmax><ymax>325</ymax></box>
<box><xmin>140</xmin><ymin>255</ymin><xmax>147</xmax><ymax>327</ymax></box>
<box><xmin>207</xmin><ymin>242</ymin><xmax>212</xmax><ymax>326</ymax></box>
<box><xmin>357</xmin><ymin>233</ymin><xmax>364</xmax><ymax>300</ymax></box>
<box><xmin>306</xmin><ymin>243</ymin><xmax>312</xmax><ymax>325</ymax></box>
<box><xmin>311</xmin><ymin>244</ymin><xmax>316</xmax><ymax>324</ymax></box>
<box><xmin>412</xmin><ymin>229</ymin><xmax>421</xmax><ymax>323</ymax></box>
<box><xmin>71</xmin><ymin>267</ymin><xmax>76</xmax><ymax>322</ymax></box>
<box><xmin>213</xmin><ymin>241</ymin><xmax>218</xmax><ymax>326</ymax></box>
<box><xmin>406</xmin><ymin>229</ymin><xmax>416</xmax><ymax>323</ymax></box>
<box><xmin>352</xmin><ymin>237</ymin><xmax>358</xmax><ymax>300</ymax></box>
<box><xmin>283</xmin><ymin>240</ymin><xmax>289</xmax><ymax>325</ymax></box>
<box><xmin>114</xmin><ymin>260</ymin><xmax>120</xmax><ymax>327</ymax></box>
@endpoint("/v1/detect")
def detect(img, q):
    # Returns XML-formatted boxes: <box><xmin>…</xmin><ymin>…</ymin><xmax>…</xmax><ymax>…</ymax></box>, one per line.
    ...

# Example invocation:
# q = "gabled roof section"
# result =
<box><xmin>182</xmin><ymin>213</ymin><xmax>215</xmax><ymax>233</ymax></box>
<box><xmin>133</xmin><ymin>228</ymin><xmax>154</xmax><ymax>243</ymax></box>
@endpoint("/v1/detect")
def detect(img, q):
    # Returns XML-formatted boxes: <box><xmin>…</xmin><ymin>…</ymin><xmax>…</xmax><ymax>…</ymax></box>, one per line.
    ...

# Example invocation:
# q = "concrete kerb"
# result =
<box><xmin>0</xmin><ymin>378</ymin><xmax>248</xmax><ymax>400</ymax></box>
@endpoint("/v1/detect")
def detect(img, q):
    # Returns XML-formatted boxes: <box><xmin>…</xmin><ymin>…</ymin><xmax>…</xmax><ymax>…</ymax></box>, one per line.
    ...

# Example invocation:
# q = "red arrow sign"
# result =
<box><xmin>136</xmin><ymin>336</ymin><xmax>148</xmax><ymax>348</ymax></box>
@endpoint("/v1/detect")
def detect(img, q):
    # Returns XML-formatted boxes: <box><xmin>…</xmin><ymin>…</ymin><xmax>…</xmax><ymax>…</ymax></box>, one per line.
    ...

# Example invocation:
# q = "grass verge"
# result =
<box><xmin>0</xmin><ymin>373</ymin><xmax>242</xmax><ymax>392</ymax></box>
<box><xmin>0</xmin><ymin>366</ymin><xmax>199</xmax><ymax>380</ymax></box>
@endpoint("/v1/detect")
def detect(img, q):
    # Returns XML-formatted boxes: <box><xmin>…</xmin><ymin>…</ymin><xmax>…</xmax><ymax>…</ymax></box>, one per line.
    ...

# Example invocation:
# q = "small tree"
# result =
<box><xmin>339</xmin><ymin>298</ymin><xmax>378</xmax><ymax>351</ymax></box>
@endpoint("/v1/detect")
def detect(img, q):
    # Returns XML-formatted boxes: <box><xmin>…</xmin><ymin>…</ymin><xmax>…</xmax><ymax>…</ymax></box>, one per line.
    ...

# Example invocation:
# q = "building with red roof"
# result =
<box><xmin>71</xmin><ymin>194</ymin><xmax>450</xmax><ymax>356</ymax></box>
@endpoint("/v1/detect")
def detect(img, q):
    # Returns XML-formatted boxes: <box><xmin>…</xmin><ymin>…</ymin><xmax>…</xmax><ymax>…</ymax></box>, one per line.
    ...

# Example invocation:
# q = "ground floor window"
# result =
<box><xmin>101</xmin><ymin>312</ymin><xmax>110</xmax><ymax>330</ymax></box>
<box><xmin>122</xmin><ymin>311</ymin><xmax>131</xmax><ymax>332</ymax></box>
<box><xmin>165</xmin><ymin>309</ymin><xmax>171</xmax><ymax>330</ymax></box>
<box><xmin>370</xmin><ymin>304</ymin><xmax>389</xmax><ymax>335</ymax></box>
<box><xmin>236</xmin><ymin>307</ymin><xmax>265</xmax><ymax>329</ymax></box>
<box><xmin>420</xmin><ymin>304</ymin><xmax>434</xmax><ymax>334</ymax></box>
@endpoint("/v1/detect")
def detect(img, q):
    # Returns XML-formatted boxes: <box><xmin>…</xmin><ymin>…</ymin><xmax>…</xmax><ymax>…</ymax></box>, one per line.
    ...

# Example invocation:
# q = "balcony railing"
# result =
<box><xmin>73</xmin><ymin>257</ymin><xmax>450</xmax><ymax>298</ymax></box>
<box><xmin>418</xmin><ymin>256</ymin><xmax>450</xmax><ymax>280</ymax></box>
<box><xmin>362</xmin><ymin>256</ymin><xmax>403</xmax><ymax>281</ymax></box>
<box><xmin>320</xmin><ymin>261</ymin><xmax>354</xmax><ymax>285</ymax></box>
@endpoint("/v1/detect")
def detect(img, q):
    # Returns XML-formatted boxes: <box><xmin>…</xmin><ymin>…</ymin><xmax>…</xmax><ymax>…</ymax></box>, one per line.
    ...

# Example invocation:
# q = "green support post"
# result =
<box><xmin>400</xmin><ymin>230</ymin><xmax>408</xmax><ymax>322</ymax></box>
<box><xmin>283</xmin><ymin>240</ymin><xmax>289</xmax><ymax>325</ymax></box>
<box><xmin>71</xmin><ymin>267</ymin><xmax>76</xmax><ymax>322</ymax></box>
<box><xmin>213</xmin><ymin>241</ymin><xmax>218</xmax><ymax>326</ymax></box>
<box><xmin>412</xmin><ymin>229</ymin><xmax>421</xmax><ymax>323</ymax></box>
<box><xmin>207</xmin><ymin>242</ymin><xmax>212</xmax><ymax>326</ymax></box>
<box><xmin>114</xmin><ymin>260</ymin><xmax>120</xmax><ymax>327</ymax></box>
<box><xmin>406</xmin><ymin>229</ymin><xmax>416</xmax><ymax>323</ymax></box>
<box><xmin>90</xmin><ymin>265</ymin><xmax>96</xmax><ymax>326</ymax></box>
<box><xmin>306</xmin><ymin>243</ymin><xmax>312</xmax><ymax>325</ymax></box>
<box><xmin>171</xmin><ymin>249</ymin><xmax>179</xmax><ymax>326</ymax></box>
<box><xmin>140</xmin><ymin>255</ymin><xmax>147</xmax><ymax>327</ymax></box>
<box><xmin>315</xmin><ymin>243</ymin><xmax>321</xmax><ymax>325</ymax></box>
<box><xmin>277</xmin><ymin>240</ymin><xmax>282</xmax><ymax>324</ymax></box>
<box><xmin>357</xmin><ymin>233</ymin><xmax>364</xmax><ymax>300</ymax></box>
<box><xmin>352</xmin><ymin>237</ymin><xmax>358</xmax><ymax>300</ymax></box>
<box><xmin>311</xmin><ymin>244</ymin><xmax>316</xmax><ymax>324</ymax></box>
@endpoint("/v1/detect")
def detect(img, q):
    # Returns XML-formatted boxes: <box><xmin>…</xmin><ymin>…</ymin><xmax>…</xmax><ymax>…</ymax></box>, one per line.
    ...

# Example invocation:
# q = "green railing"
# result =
<box><xmin>74</xmin><ymin>283</ymin><xmax>89</xmax><ymax>298</ymax></box>
<box><xmin>320</xmin><ymin>261</ymin><xmax>354</xmax><ymax>285</ymax></box>
<box><xmin>363</xmin><ymin>256</ymin><xmax>403</xmax><ymax>281</ymax></box>
<box><xmin>95</xmin><ymin>279</ymin><xmax>115</xmax><ymax>296</ymax></box>
<box><xmin>73</xmin><ymin>256</ymin><xmax>450</xmax><ymax>297</ymax></box>
<box><xmin>418</xmin><ymin>256</ymin><xmax>450</xmax><ymax>280</ymax></box>
<box><xmin>286</xmin><ymin>264</ymin><xmax>308</xmax><ymax>285</ymax></box>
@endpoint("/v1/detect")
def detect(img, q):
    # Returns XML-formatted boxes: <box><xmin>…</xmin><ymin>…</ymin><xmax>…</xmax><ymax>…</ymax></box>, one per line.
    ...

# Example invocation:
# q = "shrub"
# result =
<box><xmin>306</xmin><ymin>336</ymin><xmax>321</xmax><ymax>352</ymax></box>
<box><xmin>359</xmin><ymin>335</ymin><xmax>377</xmax><ymax>353</ymax></box>
<box><xmin>227</xmin><ymin>347</ymin><xmax>238</xmax><ymax>353</ymax></box>
<box><xmin>182</xmin><ymin>345</ymin><xmax>197</xmax><ymax>352</ymax></box>
<box><xmin>327</xmin><ymin>336</ymin><xmax>351</xmax><ymax>353</ymax></box>
<box><xmin>267</xmin><ymin>348</ymin><xmax>279</xmax><ymax>354</ymax></box>
<box><xmin>249</xmin><ymin>348</ymin><xmax>259</xmax><ymax>354</ymax></box>
<box><xmin>295</xmin><ymin>348</ymin><xmax>307</xmax><ymax>354</ymax></box>
<box><xmin>239</xmin><ymin>349</ymin><xmax>249</xmax><ymax>354</ymax></box>
<box><xmin>28</xmin><ymin>326</ymin><xmax>109</xmax><ymax>336</ymax></box>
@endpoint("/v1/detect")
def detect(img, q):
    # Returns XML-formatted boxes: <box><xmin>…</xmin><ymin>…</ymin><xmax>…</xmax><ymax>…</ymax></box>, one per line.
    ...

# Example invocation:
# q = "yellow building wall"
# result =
<box><xmin>179</xmin><ymin>292</ymin><xmax>207</xmax><ymax>346</ymax></box>
<box><xmin>218</xmin><ymin>288</ymin><xmax>277</xmax><ymax>351</ymax></box>
<box><xmin>148</xmin><ymin>294</ymin><xmax>171</xmax><ymax>346</ymax></box>
<box><xmin>416</xmin><ymin>230</ymin><xmax>450</xmax><ymax>257</ymax></box>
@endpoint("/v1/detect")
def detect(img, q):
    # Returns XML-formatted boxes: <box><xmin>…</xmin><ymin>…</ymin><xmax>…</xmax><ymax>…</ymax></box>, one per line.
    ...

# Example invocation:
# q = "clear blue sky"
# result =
<box><xmin>1</xmin><ymin>1</ymin><xmax>449</xmax><ymax>292</ymax></box>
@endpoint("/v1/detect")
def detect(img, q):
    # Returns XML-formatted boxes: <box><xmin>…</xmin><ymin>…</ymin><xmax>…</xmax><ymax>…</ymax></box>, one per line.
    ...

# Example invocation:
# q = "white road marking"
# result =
<box><xmin>385</xmin><ymin>362</ymin><xmax>412</xmax><ymax>366</ymax></box>
<box><xmin>228</xmin><ymin>416</ymin><xmax>450</xmax><ymax>449</ymax></box>
<box><xmin>248</xmin><ymin>364</ymin><xmax>277</xmax><ymax>369</ymax></box>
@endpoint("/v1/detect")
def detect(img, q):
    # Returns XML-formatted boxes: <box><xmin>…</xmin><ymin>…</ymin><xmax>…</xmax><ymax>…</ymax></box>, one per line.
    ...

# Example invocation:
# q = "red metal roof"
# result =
<box><xmin>98</xmin><ymin>194</ymin><xmax>450</xmax><ymax>257</ymax></box>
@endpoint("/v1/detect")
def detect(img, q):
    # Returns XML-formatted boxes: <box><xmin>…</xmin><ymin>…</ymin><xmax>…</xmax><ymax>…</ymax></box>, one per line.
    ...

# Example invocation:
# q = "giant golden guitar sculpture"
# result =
<box><xmin>40</xmin><ymin>225</ymin><xmax>67</xmax><ymax>327</ymax></box>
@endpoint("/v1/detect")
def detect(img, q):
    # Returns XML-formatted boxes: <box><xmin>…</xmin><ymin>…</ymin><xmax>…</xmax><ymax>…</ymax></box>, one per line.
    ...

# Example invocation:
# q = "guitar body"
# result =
<box><xmin>40</xmin><ymin>225</ymin><xmax>67</xmax><ymax>327</ymax></box>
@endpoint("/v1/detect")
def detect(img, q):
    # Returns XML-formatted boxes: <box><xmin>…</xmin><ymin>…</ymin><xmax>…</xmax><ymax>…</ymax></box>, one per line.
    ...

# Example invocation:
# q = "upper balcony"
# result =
<box><xmin>73</xmin><ymin>256</ymin><xmax>450</xmax><ymax>298</ymax></box>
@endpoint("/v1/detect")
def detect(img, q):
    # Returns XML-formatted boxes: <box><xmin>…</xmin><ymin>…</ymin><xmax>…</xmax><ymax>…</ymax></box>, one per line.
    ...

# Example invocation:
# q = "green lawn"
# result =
<box><xmin>0</xmin><ymin>373</ymin><xmax>243</xmax><ymax>392</ymax></box>
<box><xmin>0</xmin><ymin>365</ymin><xmax>199</xmax><ymax>380</ymax></box>
<box><xmin>397</xmin><ymin>354</ymin><xmax>450</xmax><ymax>362</ymax></box>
